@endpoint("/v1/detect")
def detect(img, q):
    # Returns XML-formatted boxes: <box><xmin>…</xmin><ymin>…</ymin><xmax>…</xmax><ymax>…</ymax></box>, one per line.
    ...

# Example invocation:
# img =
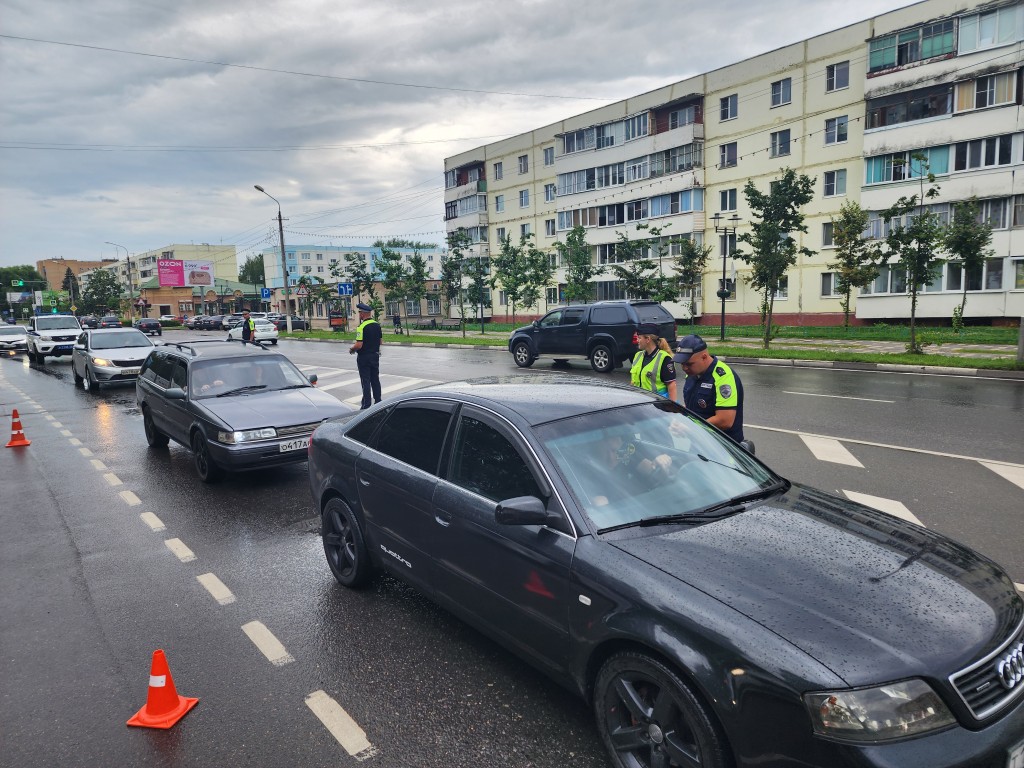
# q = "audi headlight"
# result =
<box><xmin>217</xmin><ymin>428</ymin><xmax>277</xmax><ymax>444</ymax></box>
<box><xmin>91</xmin><ymin>357</ymin><xmax>113</xmax><ymax>367</ymax></box>
<box><xmin>804</xmin><ymin>679</ymin><xmax>955</xmax><ymax>743</ymax></box>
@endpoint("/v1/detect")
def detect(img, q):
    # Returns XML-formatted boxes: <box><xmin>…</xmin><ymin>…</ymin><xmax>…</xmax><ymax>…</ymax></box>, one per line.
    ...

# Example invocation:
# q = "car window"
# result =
<box><xmin>374</xmin><ymin>404</ymin><xmax>453</xmax><ymax>475</ymax></box>
<box><xmin>538</xmin><ymin>311</ymin><xmax>562</xmax><ymax>328</ymax></box>
<box><xmin>448</xmin><ymin>415</ymin><xmax>543</xmax><ymax>503</ymax></box>
<box><xmin>90</xmin><ymin>330</ymin><xmax>152</xmax><ymax>349</ymax></box>
<box><xmin>636</xmin><ymin>305</ymin><xmax>673</xmax><ymax>323</ymax></box>
<box><xmin>35</xmin><ymin>317</ymin><xmax>81</xmax><ymax>330</ymax></box>
<box><xmin>346</xmin><ymin>406</ymin><xmax>392</xmax><ymax>445</ymax></box>
<box><xmin>591</xmin><ymin>307</ymin><xmax>629</xmax><ymax>324</ymax></box>
<box><xmin>561</xmin><ymin>309</ymin><xmax>585</xmax><ymax>325</ymax></box>
<box><xmin>144</xmin><ymin>351</ymin><xmax>174</xmax><ymax>387</ymax></box>
<box><xmin>170</xmin><ymin>360</ymin><xmax>188</xmax><ymax>389</ymax></box>
<box><xmin>77</xmin><ymin>332</ymin><xmax>87</xmax><ymax>344</ymax></box>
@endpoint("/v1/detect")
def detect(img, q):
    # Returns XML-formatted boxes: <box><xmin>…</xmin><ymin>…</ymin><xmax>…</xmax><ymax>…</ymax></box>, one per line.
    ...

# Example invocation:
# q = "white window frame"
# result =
<box><xmin>770</xmin><ymin>130</ymin><xmax>791</xmax><ymax>158</ymax></box>
<box><xmin>720</xmin><ymin>94</ymin><xmax>738</xmax><ymax>121</ymax></box>
<box><xmin>519</xmin><ymin>189</ymin><xmax>529</xmax><ymax>208</ymax></box>
<box><xmin>821</xmin><ymin>272</ymin><xmax>842</xmax><ymax>297</ymax></box>
<box><xmin>822</xmin><ymin>221</ymin><xmax>835</xmax><ymax>247</ymax></box>
<box><xmin>543</xmin><ymin>147</ymin><xmax>554</xmax><ymax>166</ymax></box>
<box><xmin>719</xmin><ymin>142</ymin><xmax>737</xmax><ymax>168</ymax></box>
<box><xmin>824</xmin><ymin>116</ymin><xmax>848</xmax><ymax>145</ymax></box>
<box><xmin>545</xmin><ymin>219</ymin><xmax>556</xmax><ymax>237</ymax></box>
<box><xmin>495</xmin><ymin>195</ymin><xmax>504</xmax><ymax>213</ymax></box>
<box><xmin>544</xmin><ymin>183</ymin><xmax>556</xmax><ymax>203</ymax></box>
<box><xmin>518</xmin><ymin>155</ymin><xmax>529</xmax><ymax>174</ymax></box>
<box><xmin>771</xmin><ymin>78</ymin><xmax>792</xmax><ymax>107</ymax></box>
<box><xmin>493</xmin><ymin>162</ymin><xmax>503</xmax><ymax>180</ymax></box>
<box><xmin>826</xmin><ymin>61</ymin><xmax>850</xmax><ymax>92</ymax></box>
<box><xmin>720</xmin><ymin>188</ymin><xmax>737</xmax><ymax>211</ymax></box>
<box><xmin>823</xmin><ymin>169</ymin><xmax>847</xmax><ymax>197</ymax></box>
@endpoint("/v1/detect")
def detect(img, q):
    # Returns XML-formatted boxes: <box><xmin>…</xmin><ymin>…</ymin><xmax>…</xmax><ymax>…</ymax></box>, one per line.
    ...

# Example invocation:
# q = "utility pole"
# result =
<box><xmin>254</xmin><ymin>186</ymin><xmax>293</xmax><ymax>333</ymax></box>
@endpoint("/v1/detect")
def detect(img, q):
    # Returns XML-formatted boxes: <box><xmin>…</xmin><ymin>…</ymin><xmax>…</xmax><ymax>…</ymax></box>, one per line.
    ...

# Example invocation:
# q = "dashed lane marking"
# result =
<box><xmin>799</xmin><ymin>435</ymin><xmax>864</xmax><ymax>467</ymax></box>
<box><xmin>44</xmin><ymin>414</ymin><xmax>55</xmax><ymax>421</ymax></box>
<box><xmin>103</xmin><ymin>473</ymin><xmax>123</xmax><ymax>487</ymax></box>
<box><xmin>60</xmin><ymin>429</ymin><xmax>72</xmax><ymax>436</ymax></box>
<box><xmin>343</xmin><ymin>378</ymin><xmax>428</xmax><ymax>405</ymax></box>
<box><xmin>164</xmin><ymin>538</ymin><xmax>196</xmax><ymax>563</ymax></box>
<box><xmin>90</xmin><ymin>459</ymin><xmax>107</xmax><ymax>471</ymax></box>
<box><xmin>842</xmin><ymin>490</ymin><xmax>923</xmax><ymax>527</ymax></box>
<box><xmin>241</xmin><ymin>621</ymin><xmax>295</xmax><ymax>666</ymax></box>
<box><xmin>119</xmin><ymin>490</ymin><xmax>141</xmax><ymax>506</ymax></box>
<box><xmin>68</xmin><ymin>438</ymin><xmax>82</xmax><ymax>446</ymax></box>
<box><xmin>305</xmin><ymin>690</ymin><xmax>377</xmax><ymax>760</ymax></box>
<box><xmin>197</xmin><ymin>573</ymin><xmax>236</xmax><ymax>605</ymax></box>
<box><xmin>50</xmin><ymin>421</ymin><xmax>62</xmax><ymax>428</ymax></box>
<box><xmin>318</xmin><ymin>377</ymin><xmax>361</xmax><ymax>392</ymax></box>
<box><xmin>139</xmin><ymin>512</ymin><xmax>165</xmax><ymax>531</ymax></box>
<box><xmin>980</xmin><ymin>462</ymin><xmax>1024</xmax><ymax>492</ymax></box>
<box><xmin>784</xmin><ymin>391</ymin><xmax>895</xmax><ymax>403</ymax></box>
<box><xmin>78</xmin><ymin>447</ymin><xmax>93</xmax><ymax>457</ymax></box>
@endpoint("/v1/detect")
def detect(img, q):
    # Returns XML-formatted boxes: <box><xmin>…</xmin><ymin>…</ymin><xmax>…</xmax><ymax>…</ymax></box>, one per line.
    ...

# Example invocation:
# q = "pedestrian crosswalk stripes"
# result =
<box><xmin>799</xmin><ymin>435</ymin><xmax>864</xmax><ymax>467</ymax></box>
<box><xmin>841</xmin><ymin>490</ymin><xmax>923</xmax><ymax>527</ymax></box>
<box><xmin>980</xmin><ymin>462</ymin><xmax>1024</xmax><ymax>492</ymax></box>
<box><xmin>317</xmin><ymin>377</ymin><xmax>361</xmax><ymax>392</ymax></box>
<box><xmin>343</xmin><ymin>378</ymin><xmax>428</xmax><ymax>405</ymax></box>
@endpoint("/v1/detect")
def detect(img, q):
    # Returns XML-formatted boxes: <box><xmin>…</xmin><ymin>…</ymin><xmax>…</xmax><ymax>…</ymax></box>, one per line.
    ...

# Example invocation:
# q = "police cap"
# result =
<box><xmin>672</xmin><ymin>334</ymin><xmax>708</xmax><ymax>363</ymax></box>
<box><xmin>356</xmin><ymin>302</ymin><xmax>373</xmax><ymax>312</ymax></box>
<box><xmin>635</xmin><ymin>323</ymin><xmax>660</xmax><ymax>336</ymax></box>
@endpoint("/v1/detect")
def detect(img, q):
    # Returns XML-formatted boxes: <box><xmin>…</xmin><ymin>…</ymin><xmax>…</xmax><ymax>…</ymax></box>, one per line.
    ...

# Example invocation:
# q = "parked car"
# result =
<box><xmin>308</xmin><ymin>376</ymin><xmax>1024</xmax><ymax>768</ymax></box>
<box><xmin>508</xmin><ymin>300</ymin><xmax>677</xmax><ymax>373</ymax></box>
<box><xmin>159</xmin><ymin>314</ymin><xmax>177</xmax><ymax>322</ymax></box>
<box><xmin>275</xmin><ymin>315</ymin><xmax>309</xmax><ymax>331</ymax></box>
<box><xmin>79</xmin><ymin>315</ymin><xmax>99</xmax><ymax>329</ymax></box>
<box><xmin>0</xmin><ymin>324</ymin><xmax>29</xmax><ymax>354</ymax></box>
<box><xmin>99</xmin><ymin>315</ymin><xmax>122</xmax><ymax>329</ymax></box>
<box><xmin>184</xmin><ymin>315</ymin><xmax>204</xmax><ymax>329</ymax></box>
<box><xmin>137</xmin><ymin>341</ymin><xmax>350</xmax><ymax>482</ymax></box>
<box><xmin>72</xmin><ymin>328</ymin><xmax>155</xmax><ymax>392</ymax></box>
<box><xmin>134</xmin><ymin>318</ymin><xmax>162</xmax><ymax>336</ymax></box>
<box><xmin>199</xmin><ymin>315</ymin><xmax>224</xmax><ymax>330</ymax></box>
<box><xmin>226</xmin><ymin>317</ymin><xmax>278</xmax><ymax>345</ymax></box>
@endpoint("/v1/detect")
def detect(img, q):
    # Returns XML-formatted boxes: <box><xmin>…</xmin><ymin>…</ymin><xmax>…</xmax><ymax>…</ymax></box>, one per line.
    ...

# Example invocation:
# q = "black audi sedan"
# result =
<box><xmin>307</xmin><ymin>376</ymin><xmax>1023</xmax><ymax>768</ymax></box>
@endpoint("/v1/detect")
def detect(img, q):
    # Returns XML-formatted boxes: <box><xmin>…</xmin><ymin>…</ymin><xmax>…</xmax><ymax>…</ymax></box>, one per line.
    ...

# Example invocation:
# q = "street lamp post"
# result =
<box><xmin>254</xmin><ymin>185</ymin><xmax>292</xmax><ymax>333</ymax></box>
<box><xmin>105</xmin><ymin>241</ymin><xmax>134</xmax><ymax>317</ymax></box>
<box><xmin>711</xmin><ymin>213</ymin><xmax>741</xmax><ymax>343</ymax></box>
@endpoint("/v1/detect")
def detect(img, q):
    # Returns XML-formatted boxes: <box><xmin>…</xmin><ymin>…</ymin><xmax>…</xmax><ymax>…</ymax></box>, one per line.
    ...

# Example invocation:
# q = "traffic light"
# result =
<box><xmin>10</xmin><ymin>279</ymin><xmax>24</xmax><ymax>287</ymax></box>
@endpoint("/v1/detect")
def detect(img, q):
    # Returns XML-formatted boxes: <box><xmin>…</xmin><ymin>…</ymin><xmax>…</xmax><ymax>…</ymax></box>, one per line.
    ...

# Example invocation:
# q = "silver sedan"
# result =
<box><xmin>72</xmin><ymin>328</ymin><xmax>156</xmax><ymax>392</ymax></box>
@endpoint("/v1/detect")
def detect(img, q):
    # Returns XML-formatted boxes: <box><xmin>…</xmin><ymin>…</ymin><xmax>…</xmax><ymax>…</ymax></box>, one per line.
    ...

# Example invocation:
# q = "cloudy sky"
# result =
<box><xmin>1</xmin><ymin>0</ymin><xmax>915</xmax><ymax>272</ymax></box>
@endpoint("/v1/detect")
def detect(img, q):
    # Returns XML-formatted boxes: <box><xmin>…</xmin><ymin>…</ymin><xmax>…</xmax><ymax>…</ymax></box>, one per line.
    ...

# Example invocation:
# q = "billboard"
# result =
<box><xmin>158</xmin><ymin>259</ymin><xmax>214</xmax><ymax>288</ymax></box>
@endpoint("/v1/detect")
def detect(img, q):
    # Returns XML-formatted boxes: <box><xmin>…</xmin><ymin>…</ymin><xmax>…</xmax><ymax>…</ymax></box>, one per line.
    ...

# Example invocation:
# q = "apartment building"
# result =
<box><xmin>35</xmin><ymin>258</ymin><xmax>118</xmax><ymax>291</ymax></box>
<box><xmin>444</xmin><ymin>0</ymin><xmax>1024</xmax><ymax>326</ymax></box>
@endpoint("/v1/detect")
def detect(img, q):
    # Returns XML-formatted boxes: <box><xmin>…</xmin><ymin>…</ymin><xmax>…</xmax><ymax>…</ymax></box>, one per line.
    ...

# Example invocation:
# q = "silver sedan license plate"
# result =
<box><xmin>1010</xmin><ymin>738</ymin><xmax>1024</xmax><ymax>768</ymax></box>
<box><xmin>120</xmin><ymin>368</ymin><xmax>141</xmax><ymax>376</ymax></box>
<box><xmin>279</xmin><ymin>437</ymin><xmax>309</xmax><ymax>453</ymax></box>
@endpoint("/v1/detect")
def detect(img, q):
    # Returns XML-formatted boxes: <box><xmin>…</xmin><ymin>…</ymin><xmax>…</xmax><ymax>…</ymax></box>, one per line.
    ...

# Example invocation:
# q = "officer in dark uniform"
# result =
<box><xmin>350</xmin><ymin>302</ymin><xmax>382</xmax><ymax>409</ymax></box>
<box><xmin>673</xmin><ymin>334</ymin><xmax>745</xmax><ymax>443</ymax></box>
<box><xmin>240</xmin><ymin>309</ymin><xmax>256</xmax><ymax>345</ymax></box>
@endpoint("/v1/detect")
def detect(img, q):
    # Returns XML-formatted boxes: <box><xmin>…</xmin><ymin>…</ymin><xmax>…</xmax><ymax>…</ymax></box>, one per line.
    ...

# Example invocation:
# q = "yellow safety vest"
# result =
<box><xmin>631</xmin><ymin>349</ymin><xmax>670</xmax><ymax>397</ymax></box>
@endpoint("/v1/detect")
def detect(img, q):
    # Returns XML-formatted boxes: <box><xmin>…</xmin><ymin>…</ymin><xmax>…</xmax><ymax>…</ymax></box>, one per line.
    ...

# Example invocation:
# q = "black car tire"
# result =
<box><xmin>271</xmin><ymin>339</ymin><xmax>277</xmax><ymax>345</ymax></box>
<box><xmin>191</xmin><ymin>431</ymin><xmax>222</xmax><ymax>483</ymax></box>
<box><xmin>595</xmin><ymin>652</ymin><xmax>730</xmax><ymax>768</ymax></box>
<box><xmin>322</xmin><ymin>497</ymin><xmax>373</xmax><ymax>588</ymax></box>
<box><xmin>83</xmin><ymin>366</ymin><xmax>100</xmax><ymax>392</ymax></box>
<box><xmin>143</xmin><ymin>407</ymin><xmax>169</xmax><ymax>448</ymax></box>
<box><xmin>27</xmin><ymin>348</ymin><xmax>36</xmax><ymax>363</ymax></box>
<box><xmin>512</xmin><ymin>341</ymin><xmax>535</xmax><ymax>368</ymax></box>
<box><xmin>590</xmin><ymin>344</ymin><xmax>615</xmax><ymax>373</ymax></box>
<box><xmin>73</xmin><ymin>363</ymin><xmax>83</xmax><ymax>386</ymax></box>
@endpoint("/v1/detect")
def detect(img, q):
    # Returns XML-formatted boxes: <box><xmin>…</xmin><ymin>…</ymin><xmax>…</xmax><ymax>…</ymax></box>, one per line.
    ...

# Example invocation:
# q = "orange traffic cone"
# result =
<box><xmin>5</xmin><ymin>409</ymin><xmax>30</xmax><ymax>448</ymax></box>
<box><xmin>127</xmin><ymin>649</ymin><xmax>199</xmax><ymax>729</ymax></box>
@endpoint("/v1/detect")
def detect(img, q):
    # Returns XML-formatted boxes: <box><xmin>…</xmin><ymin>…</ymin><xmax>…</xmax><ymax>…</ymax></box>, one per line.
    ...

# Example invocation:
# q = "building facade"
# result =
<box><xmin>444</xmin><ymin>0</ymin><xmax>1024</xmax><ymax>326</ymax></box>
<box><xmin>36</xmin><ymin>258</ymin><xmax>118</xmax><ymax>293</ymax></box>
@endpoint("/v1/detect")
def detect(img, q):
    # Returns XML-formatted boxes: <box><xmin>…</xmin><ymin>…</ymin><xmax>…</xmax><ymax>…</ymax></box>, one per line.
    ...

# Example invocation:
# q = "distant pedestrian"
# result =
<box><xmin>673</xmin><ymin>334</ymin><xmax>745</xmax><ymax>443</ymax></box>
<box><xmin>629</xmin><ymin>323</ymin><xmax>677</xmax><ymax>401</ymax></box>
<box><xmin>240</xmin><ymin>309</ymin><xmax>256</xmax><ymax>345</ymax></box>
<box><xmin>392</xmin><ymin>312</ymin><xmax>402</xmax><ymax>334</ymax></box>
<box><xmin>350</xmin><ymin>302</ymin><xmax>382</xmax><ymax>409</ymax></box>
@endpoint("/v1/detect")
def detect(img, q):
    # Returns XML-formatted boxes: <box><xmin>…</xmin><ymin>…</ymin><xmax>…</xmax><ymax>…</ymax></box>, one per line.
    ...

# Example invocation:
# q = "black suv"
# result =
<box><xmin>508</xmin><ymin>300</ymin><xmax>676</xmax><ymax>373</ymax></box>
<box><xmin>136</xmin><ymin>341</ymin><xmax>350</xmax><ymax>482</ymax></box>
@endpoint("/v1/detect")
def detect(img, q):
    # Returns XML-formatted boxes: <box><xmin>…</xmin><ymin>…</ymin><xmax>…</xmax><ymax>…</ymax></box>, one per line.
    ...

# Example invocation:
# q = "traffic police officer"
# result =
<box><xmin>240</xmin><ymin>309</ymin><xmax>256</xmax><ymax>345</ymax></box>
<box><xmin>673</xmin><ymin>334</ymin><xmax>745</xmax><ymax>443</ymax></box>
<box><xmin>349</xmin><ymin>302</ymin><xmax>382</xmax><ymax>409</ymax></box>
<box><xmin>629</xmin><ymin>323</ymin><xmax>677</xmax><ymax>400</ymax></box>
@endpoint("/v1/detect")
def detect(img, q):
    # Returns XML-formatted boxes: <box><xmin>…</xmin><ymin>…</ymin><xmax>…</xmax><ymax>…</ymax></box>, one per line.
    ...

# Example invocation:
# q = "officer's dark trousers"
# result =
<box><xmin>356</xmin><ymin>352</ymin><xmax>381</xmax><ymax>409</ymax></box>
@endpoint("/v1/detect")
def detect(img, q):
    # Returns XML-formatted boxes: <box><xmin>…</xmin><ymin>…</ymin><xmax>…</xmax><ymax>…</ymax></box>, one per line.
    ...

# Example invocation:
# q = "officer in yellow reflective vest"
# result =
<box><xmin>629</xmin><ymin>323</ymin><xmax>677</xmax><ymax>400</ymax></box>
<box><xmin>674</xmin><ymin>334</ymin><xmax>745</xmax><ymax>443</ymax></box>
<box><xmin>349</xmin><ymin>302</ymin><xmax>382</xmax><ymax>409</ymax></box>
<box><xmin>240</xmin><ymin>309</ymin><xmax>256</xmax><ymax>345</ymax></box>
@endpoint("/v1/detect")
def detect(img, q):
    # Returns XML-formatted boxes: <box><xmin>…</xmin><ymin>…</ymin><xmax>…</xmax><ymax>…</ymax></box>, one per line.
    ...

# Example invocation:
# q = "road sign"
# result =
<box><xmin>49</xmin><ymin>299</ymin><xmax>57</xmax><ymax>306</ymax></box>
<box><xmin>295</xmin><ymin>284</ymin><xmax>310</xmax><ymax>298</ymax></box>
<box><xmin>70</xmin><ymin>304</ymin><xmax>77</xmax><ymax>312</ymax></box>
<box><xmin>337</xmin><ymin>282</ymin><xmax>354</xmax><ymax>296</ymax></box>
<box><xmin>260</xmin><ymin>287</ymin><xmax>272</xmax><ymax>300</ymax></box>
<box><xmin>136</xmin><ymin>299</ymin><xmax>146</xmax><ymax>307</ymax></box>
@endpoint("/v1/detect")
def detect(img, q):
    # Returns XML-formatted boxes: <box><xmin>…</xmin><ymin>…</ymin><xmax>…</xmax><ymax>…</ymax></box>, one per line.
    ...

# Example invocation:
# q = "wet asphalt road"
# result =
<box><xmin>1</xmin><ymin>335</ymin><xmax>1021</xmax><ymax>767</ymax></box>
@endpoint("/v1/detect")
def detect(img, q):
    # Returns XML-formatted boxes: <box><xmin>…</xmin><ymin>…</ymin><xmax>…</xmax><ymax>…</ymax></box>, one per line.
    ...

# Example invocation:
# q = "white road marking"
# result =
<box><xmin>60</xmin><ymin>429</ymin><xmax>72</xmax><ymax>436</ymax></box>
<box><xmin>78</xmin><ymin>447</ymin><xmax>93</xmax><ymax>457</ymax></box>
<box><xmin>308</xmin><ymin>368</ymin><xmax>349</xmax><ymax>379</ymax></box>
<box><xmin>1017</xmin><ymin>582</ymin><xmax>1024</xmax><ymax>594</ymax></box>
<box><xmin>980</xmin><ymin>462</ymin><xmax>1024</xmax><ymax>492</ymax></box>
<box><xmin>90</xmin><ymin>459</ymin><xmax>107</xmax><ymax>471</ymax></box>
<box><xmin>119</xmin><ymin>490</ymin><xmax>141</xmax><ymax>506</ymax></box>
<box><xmin>139</xmin><ymin>512</ymin><xmax>165</xmax><ymax>531</ymax></box>
<box><xmin>164</xmin><ymin>538</ymin><xmax>196</xmax><ymax>562</ymax></box>
<box><xmin>197</xmin><ymin>573</ymin><xmax>236</xmax><ymax>605</ymax></box>
<box><xmin>800</xmin><ymin>435</ymin><xmax>864</xmax><ymax>467</ymax></box>
<box><xmin>783</xmin><ymin>390</ymin><xmax>895</xmax><ymax>403</ymax></box>
<box><xmin>68</xmin><ymin>437</ymin><xmax>82</xmax><ymax>446</ymax></box>
<box><xmin>305</xmin><ymin>690</ymin><xmax>376</xmax><ymax>760</ymax></box>
<box><xmin>842</xmin><ymin>490</ymin><xmax>923</xmax><ymax>526</ymax></box>
<box><xmin>318</xmin><ymin>377</ymin><xmax>361</xmax><ymax>392</ymax></box>
<box><xmin>241</xmin><ymin>621</ymin><xmax>294</xmax><ymax>666</ymax></box>
<box><xmin>343</xmin><ymin>378</ymin><xmax>428</xmax><ymax>405</ymax></box>
<box><xmin>103</xmin><ymin>473</ymin><xmax>123</xmax><ymax>487</ymax></box>
<box><xmin>44</xmin><ymin>414</ymin><xmax>55</xmax><ymax>421</ymax></box>
<box><xmin>51</xmin><ymin>421</ymin><xmax>62</xmax><ymax>428</ymax></box>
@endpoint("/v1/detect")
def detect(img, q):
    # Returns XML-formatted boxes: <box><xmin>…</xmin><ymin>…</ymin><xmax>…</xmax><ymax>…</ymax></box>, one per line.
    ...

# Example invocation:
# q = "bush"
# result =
<box><xmin>160</xmin><ymin>320</ymin><xmax>182</xmax><ymax>328</ymax></box>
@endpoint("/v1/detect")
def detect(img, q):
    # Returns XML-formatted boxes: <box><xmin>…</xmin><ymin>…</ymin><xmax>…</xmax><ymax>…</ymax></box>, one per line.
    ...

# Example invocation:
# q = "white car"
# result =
<box><xmin>72</xmin><ymin>328</ymin><xmax>156</xmax><ymax>392</ymax></box>
<box><xmin>0</xmin><ymin>325</ymin><xmax>29</xmax><ymax>354</ymax></box>
<box><xmin>226</xmin><ymin>317</ymin><xmax>279</xmax><ymax>345</ymax></box>
<box><xmin>159</xmin><ymin>315</ymin><xmax>177</xmax><ymax>322</ymax></box>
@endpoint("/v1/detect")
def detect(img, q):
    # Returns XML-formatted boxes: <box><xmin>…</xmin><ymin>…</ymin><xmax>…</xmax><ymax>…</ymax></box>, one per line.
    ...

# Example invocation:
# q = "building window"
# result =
<box><xmin>624</xmin><ymin>113</ymin><xmax>649</xmax><ymax>141</ymax></box>
<box><xmin>495</xmin><ymin>194</ymin><xmax>504</xmax><ymax>213</ymax></box>
<box><xmin>866</xmin><ymin>147</ymin><xmax>949</xmax><ymax>184</ymax></box>
<box><xmin>518</xmin><ymin>155</ymin><xmax>529</xmax><ymax>174</ymax></box>
<box><xmin>770</xmin><ymin>130</ymin><xmax>791</xmax><ymax>158</ymax></box>
<box><xmin>976</xmin><ymin>198</ymin><xmax>1010</xmax><ymax>229</ymax></box>
<box><xmin>548</xmin><ymin>253</ymin><xmax>559</xmax><ymax>269</ymax></box>
<box><xmin>445</xmin><ymin>170</ymin><xmax>457</xmax><ymax>189</ymax></box>
<box><xmin>546</xmin><ymin>286</ymin><xmax>560</xmax><ymax>304</ymax></box>
<box><xmin>866</xmin><ymin>84</ymin><xmax>953</xmax><ymax>129</ymax></box>
<box><xmin>774</xmin><ymin>275</ymin><xmax>789</xmax><ymax>299</ymax></box>
<box><xmin>496</xmin><ymin>227</ymin><xmax>506</xmax><ymax>242</ymax></box>
<box><xmin>625</xmin><ymin>157</ymin><xmax>649</xmax><ymax>182</ymax></box>
<box><xmin>544</xmin><ymin>183</ymin><xmax>556</xmax><ymax>202</ymax></box>
<box><xmin>720</xmin><ymin>188</ymin><xmax>737</xmax><ymax>211</ymax></box>
<box><xmin>822</xmin><ymin>222</ymin><xmax>835</xmax><ymax>247</ymax></box>
<box><xmin>946</xmin><ymin>258</ymin><xmax>1005</xmax><ymax>291</ymax></box>
<box><xmin>520</xmin><ymin>223</ymin><xmax>531</xmax><ymax>237</ymax></box>
<box><xmin>771</xmin><ymin>78</ymin><xmax>792</xmax><ymax>107</ymax></box>
<box><xmin>718</xmin><ymin>278</ymin><xmax>737</xmax><ymax>300</ymax></box>
<box><xmin>563</xmin><ymin>128</ymin><xmax>595</xmax><ymax>154</ymax></box>
<box><xmin>824</xmin><ymin>116</ymin><xmax>848</xmax><ymax>144</ymax></box>
<box><xmin>519</xmin><ymin>189</ymin><xmax>529</xmax><ymax>208</ymax></box>
<box><xmin>826</xmin><ymin>61</ymin><xmax>850</xmax><ymax>92</ymax></box>
<box><xmin>953</xmin><ymin>135</ymin><xmax>1013</xmax><ymax>171</ymax></box>
<box><xmin>543</xmin><ymin>147</ymin><xmax>554</xmax><ymax>166</ymax></box>
<box><xmin>301</xmin><ymin>252</ymin><xmax>311</xmax><ymax>260</ymax></box>
<box><xmin>720</xmin><ymin>94</ymin><xmax>738</xmax><ymax>121</ymax></box>
<box><xmin>719</xmin><ymin>233</ymin><xmax>737</xmax><ymax>256</ymax></box>
<box><xmin>868</xmin><ymin>20</ymin><xmax>955</xmax><ymax>72</ymax></box>
<box><xmin>545</xmin><ymin>219</ymin><xmax>556</xmax><ymax>237</ymax></box>
<box><xmin>493</xmin><ymin>162</ymin><xmax>503</xmax><ymax>180</ymax></box>
<box><xmin>959</xmin><ymin>5</ymin><xmax>1024</xmax><ymax>54</ymax></box>
<box><xmin>821</xmin><ymin>272</ymin><xmax>842</xmax><ymax>297</ymax></box>
<box><xmin>445</xmin><ymin>201</ymin><xmax>457</xmax><ymax>220</ymax></box>
<box><xmin>1015</xmin><ymin>259</ymin><xmax>1024</xmax><ymax>289</ymax></box>
<box><xmin>625</xmin><ymin>200</ymin><xmax>649</xmax><ymax>222</ymax></box>
<box><xmin>956</xmin><ymin>72</ymin><xmax>1015</xmax><ymax>111</ymax></box>
<box><xmin>719</xmin><ymin>142</ymin><xmax>737</xmax><ymax>168</ymax></box>
<box><xmin>669</xmin><ymin>105</ymin><xmax>699</xmax><ymax>128</ymax></box>
<box><xmin>823</xmin><ymin>169</ymin><xmax>847</xmax><ymax>197</ymax></box>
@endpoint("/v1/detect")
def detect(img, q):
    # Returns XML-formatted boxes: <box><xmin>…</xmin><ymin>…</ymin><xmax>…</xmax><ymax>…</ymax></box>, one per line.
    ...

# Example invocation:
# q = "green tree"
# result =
<box><xmin>343</xmin><ymin>252</ymin><xmax>376</xmax><ymax>305</ymax></box>
<box><xmin>879</xmin><ymin>153</ymin><xmax>946</xmax><ymax>353</ymax></box>
<box><xmin>520</xmin><ymin>235</ymin><xmax>556</xmax><ymax>314</ymax></box>
<box><xmin>376</xmin><ymin>247</ymin><xmax>410</xmax><ymax>328</ymax></box>
<box><xmin>239</xmin><ymin>254</ymin><xmax>265</xmax><ymax>287</ymax></box>
<box><xmin>491</xmin><ymin>232</ymin><xmax>530</xmax><ymax>322</ymax></box>
<box><xmin>81</xmin><ymin>269</ymin><xmax>123</xmax><ymax>315</ymax></box>
<box><xmin>828</xmin><ymin>201</ymin><xmax>881</xmax><ymax>329</ymax></box>
<box><xmin>442</xmin><ymin>230</ymin><xmax>470</xmax><ymax>337</ymax></box>
<box><xmin>61</xmin><ymin>267</ymin><xmax>80</xmax><ymax>306</ymax></box>
<box><xmin>404</xmin><ymin>250</ymin><xmax>430</xmax><ymax>333</ymax></box>
<box><xmin>735</xmin><ymin>168</ymin><xmax>816</xmax><ymax>349</ymax></box>
<box><xmin>374</xmin><ymin>238</ymin><xmax>438</xmax><ymax>250</ymax></box>
<box><xmin>944</xmin><ymin>198</ymin><xmax>994</xmax><ymax>328</ymax></box>
<box><xmin>554</xmin><ymin>226</ymin><xmax>601</xmax><ymax>304</ymax></box>
<box><xmin>464</xmin><ymin>256</ymin><xmax>491</xmax><ymax>333</ymax></box>
<box><xmin>647</xmin><ymin>232</ymin><xmax>681</xmax><ymax>304</ymax></box>
<box><xmin>609</xmin><ymin>223</ymin><xmax>666</xmax><ymax>299</ymax></box>
<box><xmin>671</xmin><ymin>236</ymin><xmax>713</xmax><ymax>327</ymax></box>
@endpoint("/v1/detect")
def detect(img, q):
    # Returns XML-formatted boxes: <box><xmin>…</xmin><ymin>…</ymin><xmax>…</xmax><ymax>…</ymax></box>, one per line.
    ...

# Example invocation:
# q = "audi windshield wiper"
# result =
<box><xmin>215</xmin><ymin>385</ymin><xmax>267</xmax><ymax>397</ymax></box>
<box><xmin>691</xmin><ymin>479</ymin><xmax>790</xmax><ymax>517</ymax></box>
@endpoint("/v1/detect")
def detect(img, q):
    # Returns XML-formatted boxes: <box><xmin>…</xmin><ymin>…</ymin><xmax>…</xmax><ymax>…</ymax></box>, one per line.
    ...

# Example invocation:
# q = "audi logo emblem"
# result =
<box><xmin>996</xmin><ymin>642</ymin><xmax>1024</xmax><ymax>690</ymax></box>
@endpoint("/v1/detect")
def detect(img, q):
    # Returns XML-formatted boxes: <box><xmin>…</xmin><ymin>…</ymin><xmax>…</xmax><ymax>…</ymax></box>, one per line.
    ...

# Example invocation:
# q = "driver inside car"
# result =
<box><xmin>584</xmin><ymin>429</ymin><xmax>675</xmax><ymax>508</ymax></box>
